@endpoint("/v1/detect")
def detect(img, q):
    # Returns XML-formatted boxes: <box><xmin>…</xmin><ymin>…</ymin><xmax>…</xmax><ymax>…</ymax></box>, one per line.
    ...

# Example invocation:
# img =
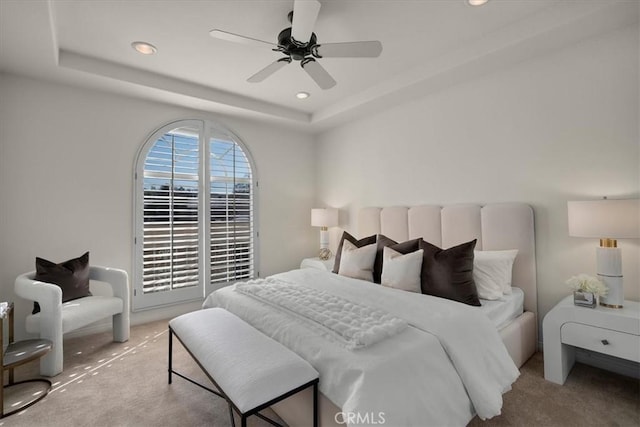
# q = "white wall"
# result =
<box><xmin>0</xmin><ymin>74</ymin><xmax>317</xmax><ymax>339</ymax></box>
<box><xmin>315</xmin><ymin>25</ymin><xmax>639</xmax><ymax>328</ymax></box>
<box><xmin>0</xmin><ymin>24</ymin><xmax>637</xmax><ymax>343</ymax></box>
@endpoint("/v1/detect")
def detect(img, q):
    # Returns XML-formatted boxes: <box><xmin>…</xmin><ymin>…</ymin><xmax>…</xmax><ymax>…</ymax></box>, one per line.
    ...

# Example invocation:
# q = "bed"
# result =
<box><xmin>203</xmin><ymin>203</ymin><xmax>538</xmax><ymax>426</ymax></box>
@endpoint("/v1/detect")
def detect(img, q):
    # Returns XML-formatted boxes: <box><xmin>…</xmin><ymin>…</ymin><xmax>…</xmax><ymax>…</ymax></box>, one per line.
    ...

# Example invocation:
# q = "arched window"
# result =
<box><xmin>133</xmin><ymin>120</ymin><xmax>257</xmax><ymax>310</ymax></box>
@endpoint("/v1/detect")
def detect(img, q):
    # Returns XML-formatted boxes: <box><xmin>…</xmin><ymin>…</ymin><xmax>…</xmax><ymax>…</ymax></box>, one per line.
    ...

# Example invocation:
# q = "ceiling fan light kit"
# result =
<box><xmin>210</xmin><ymin>0</ymin><xmax>383</xmax><ymax>90</ymax></box>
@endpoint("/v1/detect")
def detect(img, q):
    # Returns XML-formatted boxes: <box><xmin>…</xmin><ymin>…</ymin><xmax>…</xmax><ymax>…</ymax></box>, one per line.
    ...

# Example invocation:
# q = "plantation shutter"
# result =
<box><xmin>209</xmin><ymin>137</ymin><xmax>254</xmax><ymax>284</ymax></box>
<box><xmin>142</xmin><ymin>128</ymin><xmax>200</xmax><ymax>294</ymax></box>
<box><xmin>135</xmin><ymin>120</ymin><xmax>257</xmax><ymax>311</ymax></box>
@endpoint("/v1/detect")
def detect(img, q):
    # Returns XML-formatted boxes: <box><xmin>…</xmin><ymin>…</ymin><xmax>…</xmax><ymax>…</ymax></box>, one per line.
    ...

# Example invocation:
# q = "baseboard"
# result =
<box><xmin>574</xmin><ymin>348</ymin><xmax>640</xmax><ymax>379</ymax></box>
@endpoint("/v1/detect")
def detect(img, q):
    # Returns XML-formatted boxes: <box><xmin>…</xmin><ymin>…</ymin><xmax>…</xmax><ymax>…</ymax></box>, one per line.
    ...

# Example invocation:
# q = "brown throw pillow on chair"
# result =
<box><xmin>32</xmin><ymin>251</ymin><xmax>91</xmax><ymax>314</ymax></box>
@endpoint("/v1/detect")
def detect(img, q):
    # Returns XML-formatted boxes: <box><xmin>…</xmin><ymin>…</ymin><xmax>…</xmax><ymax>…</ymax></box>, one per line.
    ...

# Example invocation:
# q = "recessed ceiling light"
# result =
<box><xmin>296</xmin><ymin>91</ymin><xmax>310</xmax><ymax>99</ymax></box>
<box><xmin>467</xmin><ymin>0</ymin><xmax>489</xmax><ymax>5</ymax></box>
<box><xmin>131</xmin><ymin>41</ymin><xmax>157</xmax><ymax>55</ymax></box>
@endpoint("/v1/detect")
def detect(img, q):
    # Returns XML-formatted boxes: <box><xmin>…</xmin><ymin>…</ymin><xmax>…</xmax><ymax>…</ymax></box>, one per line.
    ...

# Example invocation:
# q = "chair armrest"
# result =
<box><xmin>89</xmin><ymin>266</ymin><xmax>130</xmax><ymax>311</ymax></box>
<box><xmin>15</xmin><ymin>272</ymin><xmax>63</xmax><ymax>317</ymax></box>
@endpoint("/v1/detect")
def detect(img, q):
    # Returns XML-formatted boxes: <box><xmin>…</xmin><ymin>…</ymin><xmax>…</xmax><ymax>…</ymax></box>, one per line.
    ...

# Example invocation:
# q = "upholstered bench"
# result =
<box><xmin>168</xmin><ymin>308</ymin><xmax>319</xmax><ymax>427</ymax></box>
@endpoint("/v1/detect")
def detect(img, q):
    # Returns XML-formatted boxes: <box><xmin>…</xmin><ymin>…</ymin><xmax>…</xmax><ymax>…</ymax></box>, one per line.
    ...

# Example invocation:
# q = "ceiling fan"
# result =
<box><xmin>210</xmin><ymin>0</ymin><xmax>383</xmax><ymax>90</ymax></box>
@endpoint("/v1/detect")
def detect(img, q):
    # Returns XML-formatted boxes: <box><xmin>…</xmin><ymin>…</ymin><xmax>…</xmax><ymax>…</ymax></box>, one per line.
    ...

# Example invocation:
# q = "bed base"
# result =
<box><xmin>499</xmin><ymin>311</ymin><xmax>537</xmax><ymax>368</ymax></box>
<box><xmin>271</xmin><ymin>310</ymin><xmax>537</xmax><ymax>427</ymax></box>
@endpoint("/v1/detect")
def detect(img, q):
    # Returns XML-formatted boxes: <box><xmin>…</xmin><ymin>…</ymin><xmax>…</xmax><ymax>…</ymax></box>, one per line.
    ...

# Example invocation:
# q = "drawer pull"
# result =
<box><xmin>601</xmin><ymin>339</ymin><xmax>609</xmax><ymax>346</ymax></box>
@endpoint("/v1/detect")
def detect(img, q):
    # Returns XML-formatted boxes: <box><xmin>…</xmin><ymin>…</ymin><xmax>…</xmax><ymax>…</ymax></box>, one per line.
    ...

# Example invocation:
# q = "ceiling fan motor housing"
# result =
<box><xmin>277</xmin><ymin>27</ymin><xmax>317</xmax><ymax>61</ymax></box>
<box><xmin>213</xmin><ymin>3</ymin><xmax>381</xmax><ymax>89</ymax></box>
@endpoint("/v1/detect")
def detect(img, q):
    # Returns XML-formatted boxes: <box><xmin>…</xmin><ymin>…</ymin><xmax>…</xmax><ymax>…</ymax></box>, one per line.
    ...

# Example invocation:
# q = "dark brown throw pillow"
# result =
<box><xmin>419</xmin><ymin>239</ymin><xmax>481</xmax><ymax>306</ymax></box>
<box><xmin>374</xmin><ymin>235</ymin><xmax>421</xmax><ymax>284</ymax></box>
<box><xmin>32</xmin><ymin>252</ymin><xmax>91</xmax><ymax>314</ymax></box>
<box><xmin>332</xmin><ymin>232</ymin><xmax>377</xmax><ymax>274</ymax></box>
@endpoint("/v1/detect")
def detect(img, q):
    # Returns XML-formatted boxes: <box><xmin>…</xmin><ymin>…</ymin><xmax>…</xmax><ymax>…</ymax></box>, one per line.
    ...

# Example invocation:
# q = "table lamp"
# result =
<box><xmin>568</xmin><ymin>198</ymin><xmax>639</xmax><ymax>308</ymax></box>
<box><xmin>311</xmin><ymin>208</ymin><xmax>338</xmax><ymax>260</ymax></box>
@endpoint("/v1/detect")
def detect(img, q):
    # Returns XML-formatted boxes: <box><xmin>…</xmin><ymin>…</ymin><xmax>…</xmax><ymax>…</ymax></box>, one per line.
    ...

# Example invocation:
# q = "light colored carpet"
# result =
<box><xmin>2</xmin><ymin>319</ymin><xmax>282</xmax><ymax>427</ymax></box>
<box><xmin>2</xmin><ymin>319</ymin><xmax>638</xmax><ymax>427</ymax></box>
<box><xmin>469</xmin><ymin>353</ymin><xmax>639</xmax><ymax>427</ymax></box>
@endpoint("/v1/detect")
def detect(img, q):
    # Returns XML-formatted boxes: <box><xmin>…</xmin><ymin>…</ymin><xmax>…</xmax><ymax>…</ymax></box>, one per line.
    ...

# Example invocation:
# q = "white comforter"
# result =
<box><xmin>203</xmin><ymin>269</ymin><xmax>519</xmax><ymax>426</ymax></box>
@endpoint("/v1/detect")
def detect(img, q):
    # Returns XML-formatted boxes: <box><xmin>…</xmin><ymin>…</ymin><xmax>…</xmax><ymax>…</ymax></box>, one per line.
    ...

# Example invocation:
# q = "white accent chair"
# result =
<box><xmin>14</xmin><ymin>266</ymin><xmax>130</xmax><ymax>377</ymax></box>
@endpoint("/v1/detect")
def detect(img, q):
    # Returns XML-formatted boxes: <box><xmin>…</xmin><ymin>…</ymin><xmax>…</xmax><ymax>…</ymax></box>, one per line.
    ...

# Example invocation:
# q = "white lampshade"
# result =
<box><xmin>311</xmin><ymin>208</ymin><xmax>338</xmax><ymax>228</ymax></box>
<box><xmin>568</xmin><ymin>199</ymin><xmax>639</xmax><ymax>239</ymax></box>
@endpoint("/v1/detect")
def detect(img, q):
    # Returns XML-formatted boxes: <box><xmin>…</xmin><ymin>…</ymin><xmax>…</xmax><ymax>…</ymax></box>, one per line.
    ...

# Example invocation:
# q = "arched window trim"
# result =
<box><xmin>133</xmin><ymin>119</ymin><xmax>259</xmax><ymax>311</ymax></box>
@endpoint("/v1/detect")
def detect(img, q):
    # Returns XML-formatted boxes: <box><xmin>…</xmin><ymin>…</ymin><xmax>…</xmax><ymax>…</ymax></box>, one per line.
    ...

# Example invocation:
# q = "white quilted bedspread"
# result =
<box><xmin>236</xmin><ymin>279</ymin><xmax>407</xmax><ymax>349</ymax></box>
<box><xmin>204</xmin><ymin>268</ymin><xmax>519</xmax><ymax>426</ymax></box>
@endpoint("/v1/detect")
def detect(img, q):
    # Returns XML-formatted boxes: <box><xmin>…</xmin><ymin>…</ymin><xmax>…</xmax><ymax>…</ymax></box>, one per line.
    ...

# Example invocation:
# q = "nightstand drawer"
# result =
<box><xmin>561</xmin><ymin>322</ymin><xmax>640</xmax><ymax>362</ymax></box>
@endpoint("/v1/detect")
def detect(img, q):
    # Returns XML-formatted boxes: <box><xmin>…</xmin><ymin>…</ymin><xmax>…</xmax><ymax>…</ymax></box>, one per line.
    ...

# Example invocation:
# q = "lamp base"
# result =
<box><xmin>596</xmin><ymin>247</ymin><xmax>623</xmax><ymax>309</ymax></box>
<box><xmin>318</xmin><ymin>248</ymin><xmax>332</xmax><ymax>260</ymax></box>
<box><xmin>600</xmin><ymin>302</ymin><xmax>624</xmax><ymax>309</ymax></box>
<box><xmin>318</xmin><ymin>229</ymin><xmax>332</xmax><ymax>260</ymax></box>
<box><xmin>599</xmin><ymin>275</ymin><xmax>623</xmax><ymax>308</ymax></box>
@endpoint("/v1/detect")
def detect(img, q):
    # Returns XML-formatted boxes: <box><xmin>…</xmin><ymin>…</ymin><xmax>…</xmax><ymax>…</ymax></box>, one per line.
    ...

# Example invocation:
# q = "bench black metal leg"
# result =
<box><xmin>168</xmin><ymin>328</ymin><xmax>173</xmax><ymax>385</ymax></box>
<box><xmin>241</xmin><ymin>414</ymin><xmax>247</xmax><ymax>427</ymax></box>
<box><xmin>229</xmin><ymin>403</ymin><xmax>236</xmax><ymax>427</ymax></box>
<box><xmin>313</xmin><ymin>382</ymin><xmax>318</xmax><ymax>427</ymax></box>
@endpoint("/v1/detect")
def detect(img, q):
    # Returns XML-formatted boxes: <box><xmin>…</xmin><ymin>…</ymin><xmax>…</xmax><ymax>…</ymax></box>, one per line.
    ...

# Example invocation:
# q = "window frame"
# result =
<box><xmin>133</xmin><ymin>119</ymin><xmax>259</xmax><ymax>311</ymax></box>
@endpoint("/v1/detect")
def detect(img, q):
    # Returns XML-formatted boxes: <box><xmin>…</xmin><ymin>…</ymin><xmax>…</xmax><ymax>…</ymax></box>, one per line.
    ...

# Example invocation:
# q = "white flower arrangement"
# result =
<box><xmin>566</xmin><ymin>274</ymin><xmax>608</xmax><ymax>297</ymax></box>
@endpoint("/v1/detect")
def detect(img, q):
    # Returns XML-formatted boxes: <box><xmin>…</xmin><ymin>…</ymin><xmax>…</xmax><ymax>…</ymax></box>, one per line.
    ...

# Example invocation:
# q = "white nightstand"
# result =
<box><xmin>543</xmin><ymin>295</ymin><xmax>640</xmax><ymax>384</ymax></box>
<box><xmin>300</xmin><ymin>257</ymin><xmax>334</xmax><ymax>271</ymax></box>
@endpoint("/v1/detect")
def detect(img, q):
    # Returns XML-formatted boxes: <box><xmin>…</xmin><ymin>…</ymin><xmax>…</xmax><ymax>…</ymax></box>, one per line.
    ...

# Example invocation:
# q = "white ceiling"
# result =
<box><xmin>0</xmin><ymin>0</ymin><xmax>637</xmax><ymax>132</ymax></box>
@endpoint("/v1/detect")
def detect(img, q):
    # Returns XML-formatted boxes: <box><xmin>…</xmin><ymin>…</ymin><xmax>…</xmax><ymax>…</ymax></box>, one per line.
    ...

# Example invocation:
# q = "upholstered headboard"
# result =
<box><xmin>358</xmin><ymin>203</ymin><xmax>537</xmax><ymax>315</ymax></box>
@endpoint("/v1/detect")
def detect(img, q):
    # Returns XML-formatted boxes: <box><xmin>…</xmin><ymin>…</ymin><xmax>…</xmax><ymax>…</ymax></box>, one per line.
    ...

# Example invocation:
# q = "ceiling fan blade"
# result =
<box><xmin>301</xmin><ymin>58</ymin><xmax>336</xmax><ymax>90</ymax></box>
<box><xmin>291</xmin><ymin>0</ymin><xmax>321</xmax><ymax>45</ymax></box>
<box><xmin>210</xmin><ymin>29</ymin><xmax>276</xmax><ymax>49</ymax></box>
<box><xmin>313</xmin><ymin>41</ymin><xmax>383</xmax><ymax>58</ymax></box>
<box><xmin>247</xmin><ymin>58</ymin><xmax>291</xmax><ymax>83</ymax></box>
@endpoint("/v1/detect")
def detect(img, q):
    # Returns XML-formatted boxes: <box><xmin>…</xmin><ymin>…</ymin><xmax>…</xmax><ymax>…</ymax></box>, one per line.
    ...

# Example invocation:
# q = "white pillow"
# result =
<box><xmin>338</xmin><ymin>239</ymin><xmax>377</xmax><ymax>282</ymax></box>
<box><xmin>381</xmin><ymin>247</ymin><xmax>424</xmax><ymax>293</ymax></box>
<box><xmin>473</xmin><ymin>250</ymin><xmax>518</xmax><ymax>299</ymax></box>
